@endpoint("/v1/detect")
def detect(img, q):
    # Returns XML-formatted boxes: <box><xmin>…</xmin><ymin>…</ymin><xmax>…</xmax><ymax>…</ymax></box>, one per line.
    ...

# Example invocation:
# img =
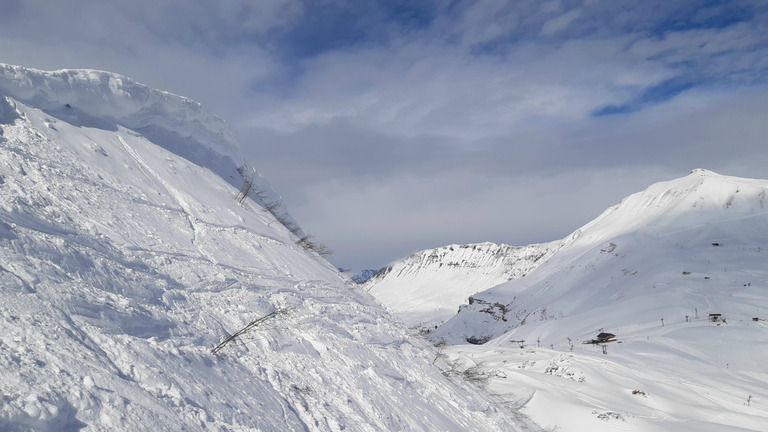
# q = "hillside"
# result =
<box><xmin>429</xmin><ymin>169</ymin><xmax>768</xmax><ymax>431</ymax></box>
<box><xmin>0</xmin><ymin>64</ymin><xmax>521</xmax><ymax>431</ymax></box>
<box><xmin>365</xmin><ymin>241</ymin><xmax>566</xmax><ymax>328</ymax></box>
<box><xmin>435</xmin><ymin>169</ymin><xmax>768</xmax><ymax>343</ymax></box>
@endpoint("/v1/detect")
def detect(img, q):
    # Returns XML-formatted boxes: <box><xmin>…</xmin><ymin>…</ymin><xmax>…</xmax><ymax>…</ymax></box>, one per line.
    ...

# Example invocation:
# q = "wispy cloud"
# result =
<box><xmin>2</xmin><ymin>0</ymin><xmax>767</xmax><ymax>269</ymax></box>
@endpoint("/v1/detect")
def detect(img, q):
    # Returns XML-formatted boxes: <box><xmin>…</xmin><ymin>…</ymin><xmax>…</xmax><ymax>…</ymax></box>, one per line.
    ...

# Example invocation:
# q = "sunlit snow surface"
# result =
<box><xmin>365</xmin><ymin>241</ymin><xmax>565</xmax><ymax>329</ymax></box>
<box><xmin>403</xmin><ymin>169</ymin><xmax>768</xmax><ymax>431</ymax></box>
<box><xmin>0</xmin><ymin>64</ymin><xmax>522</xmax><ymax>431</ymax></box>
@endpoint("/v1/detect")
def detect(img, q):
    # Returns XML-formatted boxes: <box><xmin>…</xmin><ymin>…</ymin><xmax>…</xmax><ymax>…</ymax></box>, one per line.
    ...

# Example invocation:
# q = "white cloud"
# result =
<box><xmin>291</xmin><ymin>166</ymin><xmax>679</xmax><ymax>270</ymax></box>
<box><xmin>254</xmin><ymin>85</ymin><xmax>768</xmax><ymax>269</ymax></box>
<box><xmin>539</xmin><ymin>1</ymin><xmax>564</xmax><ymax>15</ymax></box>
<box><xmin>242</xmin><ymin>34</ymin><xmax>676</xmax><ymax>139</ymax></box>
<box><xmin>3</xmin><ymin>0</ymin><xmax>768</xmax><ymax>270</ymax></box>
<box><xmin>458</xmin><ymin>0</ymin><xmax>518</xmax><ymax>46</ymax></box>
<box><xmin>540</xmin><ymin>9</ymin><xmax>582</xmax><ymax>35</ymax></box>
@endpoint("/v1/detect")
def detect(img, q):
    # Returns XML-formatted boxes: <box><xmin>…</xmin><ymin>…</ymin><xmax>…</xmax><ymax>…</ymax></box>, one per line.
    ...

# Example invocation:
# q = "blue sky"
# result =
<box><xmin>2</xmin><ymin>0</ymin><xmax>768</xmax><ymax>271</ymax></box>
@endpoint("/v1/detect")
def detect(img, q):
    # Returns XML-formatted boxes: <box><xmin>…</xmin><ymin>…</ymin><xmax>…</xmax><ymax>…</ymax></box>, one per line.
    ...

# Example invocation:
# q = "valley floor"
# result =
<box><xmin>443</xmin><ymin>316</ymin><xmax>768</xmax><ymax>432</ymax></box>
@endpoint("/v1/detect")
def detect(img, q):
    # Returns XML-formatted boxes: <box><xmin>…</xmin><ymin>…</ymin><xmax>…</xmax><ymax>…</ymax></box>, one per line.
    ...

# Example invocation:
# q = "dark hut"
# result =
<box><xmin>596</xmin><ymin>332</ymin><xmax>616</xmax><ymax>343</ymax></box>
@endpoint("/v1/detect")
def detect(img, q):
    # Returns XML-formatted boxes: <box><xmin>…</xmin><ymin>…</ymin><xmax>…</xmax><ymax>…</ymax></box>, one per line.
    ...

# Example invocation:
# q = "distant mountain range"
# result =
<box><xmin>364</xmin><ymin>240</ymin><xmax>569</xmax><ymax>328</ymax></box>
<box><xmin>366</xmin><ymin>168</ymin><xmax>768</xmax><ymax>431</ymax></box>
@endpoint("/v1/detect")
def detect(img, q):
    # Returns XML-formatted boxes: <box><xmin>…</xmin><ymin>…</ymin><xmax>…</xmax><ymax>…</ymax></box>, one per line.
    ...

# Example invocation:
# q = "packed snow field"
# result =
<box><xmin>0</xmin><ymin>64</ymin><xmax>525</xmax><ymax>431</ymax></box>
<box><xmin>369</xmin><ymin>169</ymin><xmax>768</xmax><ymax>431</ymax></box>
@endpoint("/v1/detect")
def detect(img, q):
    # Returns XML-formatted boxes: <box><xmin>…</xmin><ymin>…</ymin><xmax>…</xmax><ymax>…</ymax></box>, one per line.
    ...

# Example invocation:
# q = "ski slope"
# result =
<box><xmin>428</xmin><ymin>169</ymin><xmax>768</xmax><ymax>431</ymax></box>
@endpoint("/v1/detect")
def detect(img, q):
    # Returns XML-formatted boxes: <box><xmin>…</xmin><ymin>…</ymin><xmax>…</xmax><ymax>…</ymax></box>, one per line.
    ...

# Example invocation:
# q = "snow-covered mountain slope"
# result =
<box><xmin>364</xmin><ymin>241</ymin><xmax>565</xmax><ymax>328</ymax></box>
<box><xmin>430</xmin><ymin>169</ymin><xmax>768</xmax><ymax>431</ymax></box>
<box><xmin>349</xmin><ymin>269</ymin><xmax>378</xmax><ymax>284</ymax></box>
<box><xmin>0</xmin><ymin>64</ymin><xmax>521</xmax><ymax>431</ymax></box>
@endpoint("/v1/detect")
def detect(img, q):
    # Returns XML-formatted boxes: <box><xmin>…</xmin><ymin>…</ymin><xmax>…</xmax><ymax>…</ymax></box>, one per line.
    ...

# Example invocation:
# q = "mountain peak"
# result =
<box><xmin>572</xmin><ymin>169</ymin><xmax>767</xmax><ymax>248</ymax></box>
<box><xmin>689</xmin><ymin>167</ymin><xmax>714</xmax><ymax>176</ymax></box>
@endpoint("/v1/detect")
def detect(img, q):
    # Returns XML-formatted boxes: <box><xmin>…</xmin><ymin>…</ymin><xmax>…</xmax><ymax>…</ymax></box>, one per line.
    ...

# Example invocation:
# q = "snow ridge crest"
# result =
<box><xmin>572</xmin><ymin>169</ymin><xmax>768</xmax><ymax>245</ymax></box>
<box><xmin>0</xmin><ymin>63</ymin><xmax>243</xmax><ymax>181</ymax></box>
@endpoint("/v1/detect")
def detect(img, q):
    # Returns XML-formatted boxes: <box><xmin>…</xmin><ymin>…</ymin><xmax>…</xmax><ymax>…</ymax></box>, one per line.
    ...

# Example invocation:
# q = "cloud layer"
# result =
<box><xmin>2</xmin><ymin>0</ymin><xmax>768</xmax><ymax>270</ymax></box>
